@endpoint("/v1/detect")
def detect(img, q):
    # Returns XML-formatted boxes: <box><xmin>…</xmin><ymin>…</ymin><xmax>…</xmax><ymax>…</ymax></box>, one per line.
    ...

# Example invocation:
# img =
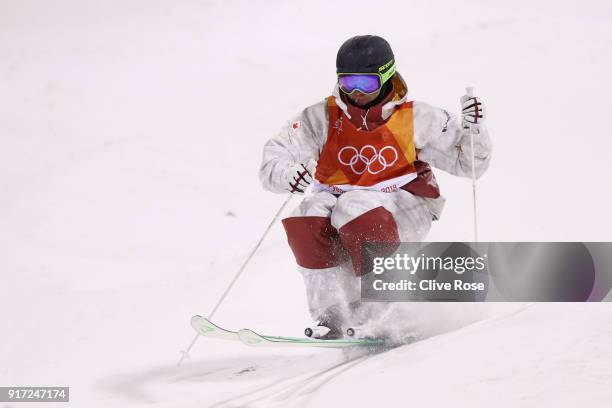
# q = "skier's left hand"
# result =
<box><xmin>461</xmin><ymin>94</ymin><xmax>486</xmax><ymax>129</ymax></box>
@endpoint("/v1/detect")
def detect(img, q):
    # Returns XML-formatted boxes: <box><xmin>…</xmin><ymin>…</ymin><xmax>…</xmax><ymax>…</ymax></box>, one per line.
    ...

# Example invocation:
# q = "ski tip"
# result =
<box><xmin>190</xmin><ymin>315</ymin><xmax>207</xmax><ymax>332</ymax></box>
<box><xmin>190</xmin><ymin>315</ymin><xmax>208</xmax><ymax>327</ymax></box>
<box><xmin>190</xmin><ymin>315</ymin><xmax>220</xmax><ymax>335</ymax></box>
<box><xmin>238</xmin><ymin>329</ymin><xmax>268</xmax><ymax>346</ymax></box>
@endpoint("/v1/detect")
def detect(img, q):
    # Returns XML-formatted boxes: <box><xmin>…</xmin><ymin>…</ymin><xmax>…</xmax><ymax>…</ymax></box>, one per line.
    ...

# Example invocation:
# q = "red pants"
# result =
<box><xmin>282</xmin><ymin>189</ymin><xmax>435</xmax><ymax>320</ymax></box>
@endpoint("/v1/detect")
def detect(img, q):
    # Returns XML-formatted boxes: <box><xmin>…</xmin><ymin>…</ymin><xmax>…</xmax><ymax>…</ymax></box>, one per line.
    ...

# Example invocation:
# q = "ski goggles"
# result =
<box><xmin>337</xmin><ymin>74</ymin><xmax>382</xmax><ymax>95</ymax></box>
<box><xmin>337</xmin><ymin>60</ymin><xmax>397</xmax><ymax>95</ymax></box>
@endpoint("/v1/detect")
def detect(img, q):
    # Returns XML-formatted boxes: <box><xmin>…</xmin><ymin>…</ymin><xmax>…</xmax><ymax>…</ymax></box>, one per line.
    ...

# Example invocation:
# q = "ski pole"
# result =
<box><xmin>176</xmin><ymin>193</ymin><xmax>294</xmax><ymax>366</ymax></box>
<box><xmin>465</xmin><ymin>86</ymin><xmax>479</xmax><ymax>242</ymax></box>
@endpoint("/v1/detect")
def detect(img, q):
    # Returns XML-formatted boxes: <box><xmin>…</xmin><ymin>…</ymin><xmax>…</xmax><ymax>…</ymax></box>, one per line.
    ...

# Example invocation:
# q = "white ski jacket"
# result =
<box><xmin>259</xmin><ymin>82</ymin><xmax>492</xmax><ymax>220</ymax></box>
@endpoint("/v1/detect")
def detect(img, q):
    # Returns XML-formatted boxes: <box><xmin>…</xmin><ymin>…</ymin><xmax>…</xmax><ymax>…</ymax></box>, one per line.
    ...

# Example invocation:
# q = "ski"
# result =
<box><xmin>190</xmin><ymin>315</ymin><xmax>384</xmax><ymax>348</ymax></box>
<box><xmin>237</xmin><ymin>328</ymin><xmax>384</xmax><ymax>348</ymax></box>
<box><xmin>190</xmin><ymin>315</ymin><xmax>239</xmax><ymax>341</ymax></box>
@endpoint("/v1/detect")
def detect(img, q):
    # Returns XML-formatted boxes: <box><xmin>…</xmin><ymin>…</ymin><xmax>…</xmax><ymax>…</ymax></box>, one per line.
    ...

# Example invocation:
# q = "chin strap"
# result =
<box><xmin>359</xmin><ymin>109</ymin><xmax>370</xmax><ymax>131</ymax></box>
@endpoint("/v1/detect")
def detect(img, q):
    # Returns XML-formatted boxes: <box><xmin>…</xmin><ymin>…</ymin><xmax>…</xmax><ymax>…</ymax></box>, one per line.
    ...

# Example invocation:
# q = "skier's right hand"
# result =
<box><xmin>283</xmin><ymin>159</ymin><xmax>316</xmax><ymax>194</ymax></box>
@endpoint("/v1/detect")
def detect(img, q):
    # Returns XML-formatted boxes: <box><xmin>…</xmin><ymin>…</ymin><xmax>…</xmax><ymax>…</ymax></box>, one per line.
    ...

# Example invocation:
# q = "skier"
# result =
<box><xmin>259</xmin><ymin>35</ymin><xmax>492</xmax><ymax>338</ymax></box>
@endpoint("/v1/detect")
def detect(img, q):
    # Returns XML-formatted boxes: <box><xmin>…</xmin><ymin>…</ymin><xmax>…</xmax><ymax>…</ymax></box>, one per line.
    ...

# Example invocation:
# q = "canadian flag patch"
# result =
<box><xmin>292</xmin><ymin>121</ymin><xmax>301</xmax><ymax>130</ymax></box>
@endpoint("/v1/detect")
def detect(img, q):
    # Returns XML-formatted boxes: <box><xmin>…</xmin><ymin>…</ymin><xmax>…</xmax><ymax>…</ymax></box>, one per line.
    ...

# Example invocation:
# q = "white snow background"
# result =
<box><xmin>1</xmin><ymin>0</ymin><xmax>612</xmax><ymax>407</ymax></box>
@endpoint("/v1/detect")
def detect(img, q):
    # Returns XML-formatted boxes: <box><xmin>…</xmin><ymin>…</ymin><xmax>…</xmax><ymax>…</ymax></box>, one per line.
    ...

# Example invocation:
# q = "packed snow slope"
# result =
<box><xmin>1</xmin><ymin>0</ymin><xmax>612</xmax><ymax>407</ymax></box>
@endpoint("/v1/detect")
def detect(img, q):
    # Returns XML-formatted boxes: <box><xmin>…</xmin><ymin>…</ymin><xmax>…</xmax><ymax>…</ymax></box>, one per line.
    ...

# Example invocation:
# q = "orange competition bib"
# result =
<box><xmin>314</xmin><ymin>96</ymin><xmax>418</xmax><ymax>194</ymax></box>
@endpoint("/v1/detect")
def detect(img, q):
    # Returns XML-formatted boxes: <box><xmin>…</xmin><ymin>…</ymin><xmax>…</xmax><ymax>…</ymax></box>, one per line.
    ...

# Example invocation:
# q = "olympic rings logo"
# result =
<box><xmin>337</xmin><ymin>145</ymin><xmax>399</xmax><ymax>175</ymax></box>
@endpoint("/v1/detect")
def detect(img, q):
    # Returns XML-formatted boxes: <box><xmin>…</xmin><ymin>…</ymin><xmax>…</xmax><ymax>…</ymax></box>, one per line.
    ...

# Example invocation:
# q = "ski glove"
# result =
<box><xmin>461</xmin><ymin>94</ymin><xmax>486</xmax><ymax>129</ymax></box>
<box><xmin>284</xmin><ymin>159</ymin><xmax>316</xmax><ymax>194</ymax></box>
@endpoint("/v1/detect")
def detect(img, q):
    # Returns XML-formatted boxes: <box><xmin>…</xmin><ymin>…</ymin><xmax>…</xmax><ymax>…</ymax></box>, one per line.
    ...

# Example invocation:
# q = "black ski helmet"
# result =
<box><xmin>336</xmin><ymin>35</ymin><xmax>396</xmax><ymax>82</ymax></box>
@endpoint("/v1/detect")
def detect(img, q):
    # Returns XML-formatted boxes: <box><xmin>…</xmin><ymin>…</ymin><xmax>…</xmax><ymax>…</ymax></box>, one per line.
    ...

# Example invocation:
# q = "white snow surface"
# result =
<box><xmin>1</xmin><ymin>0</ymin><xmax>612</xmax><ymax>407</ymax></box>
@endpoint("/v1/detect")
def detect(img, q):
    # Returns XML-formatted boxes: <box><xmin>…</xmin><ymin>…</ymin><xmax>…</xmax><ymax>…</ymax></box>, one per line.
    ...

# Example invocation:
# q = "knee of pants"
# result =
<box><xmin>332</xmin><ymin>190</ymin><xmax>393</xmax><ymax>230</ymax></box>
<box><xmin>290</xmin><ymin>191</ymin><xmax>337</xmax><ymax>218</ymax></box>
<box><xmin>282</xmin><ymin>215</ymin><xmax>348</xmax><ymax>270</ymax></box>
<box><xmin>332</xmin><ymin>192</ymin><xmax>400</xmax><ymax>276</ymax></box>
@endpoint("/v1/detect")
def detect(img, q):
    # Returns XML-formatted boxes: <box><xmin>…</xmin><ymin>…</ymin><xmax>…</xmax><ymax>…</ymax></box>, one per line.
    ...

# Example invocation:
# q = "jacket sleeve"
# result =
<box><xmin>413</xmin><ymin>101</ymin><xmax>492</xmax><ymax>179</ymax></box>
<box><xmin>259</xmin><ymin>100</ymin><xmax>329</xmax><ymax>193</ymax></box>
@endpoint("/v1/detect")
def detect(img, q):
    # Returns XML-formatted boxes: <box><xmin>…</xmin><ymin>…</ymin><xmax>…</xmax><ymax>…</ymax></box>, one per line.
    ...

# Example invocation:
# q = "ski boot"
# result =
<box><xmin>304</xmin><ymin>304</ymin><xmax>348</xmax><ymax>340</ymax></box>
